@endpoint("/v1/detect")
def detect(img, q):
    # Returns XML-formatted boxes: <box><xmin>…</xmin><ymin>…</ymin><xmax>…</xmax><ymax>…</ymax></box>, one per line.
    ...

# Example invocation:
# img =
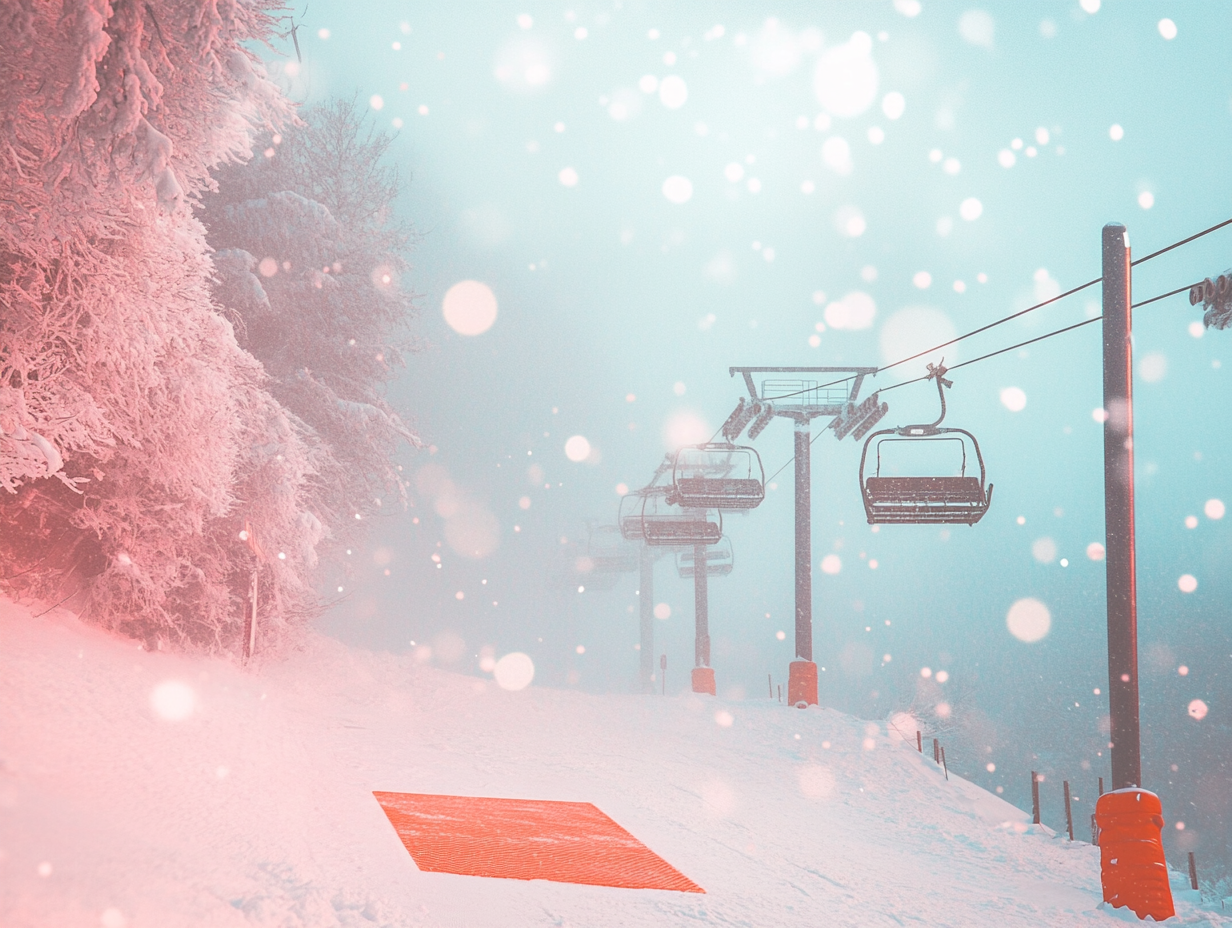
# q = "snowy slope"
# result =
<box><xmin>1</xmin><ymin>595</ymin><xmax>1224</xmax><ymax>928</ymax></box>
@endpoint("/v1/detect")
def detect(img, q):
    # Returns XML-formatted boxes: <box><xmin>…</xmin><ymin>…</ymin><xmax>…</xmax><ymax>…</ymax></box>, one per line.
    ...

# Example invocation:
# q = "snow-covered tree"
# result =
<box><xmin>0</xmin><ymin>1</ymin><xmax>331</xmax><ymax>652</ymax></box>
<box><xmin>202</xmin><ymin>98</ymin><xmax>421</xmax><ymax>560</ymax></box>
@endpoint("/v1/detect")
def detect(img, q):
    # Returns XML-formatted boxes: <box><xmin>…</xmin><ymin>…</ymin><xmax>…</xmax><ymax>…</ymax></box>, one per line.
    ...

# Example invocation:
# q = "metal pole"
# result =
<box><xmin>1102</xmin><ymin>221</ymin><xmax>1142</xmax><ymax>790</ymax></box>
<box><xmin>638</xmin><ymin>544</ymin><xmax>654</xmax><ymax>693</ymax></box>
<box><xmin>794</xmin><ymin>423</ymin><xmax>812</xmax><ymax>662</ymax></box>
<box><xmin>694</xmin><ymin>544</ymin><xmax>709</xmax><ymax>667</ymax></box>
<box><xmin>244</xmin><ymin>567</ymin><xmax>258</xmax><ymax>662</ymax></box>
<box><xmin>787</xmin><ymin>421</ymin><xmax>819</xmax><ymax>706</ymax></box>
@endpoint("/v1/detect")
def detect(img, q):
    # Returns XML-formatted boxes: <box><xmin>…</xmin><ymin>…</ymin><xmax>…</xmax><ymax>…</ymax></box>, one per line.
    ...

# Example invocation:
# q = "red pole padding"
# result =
<box><xmin>690</xmin><ymin>666</ymin><xmax>716</xmax><ymax>696</ymax></box>
<box><xmin>1095</xmin><ymin>788</ymin><xmax>1175</xmax><ymax>921</ymax></box>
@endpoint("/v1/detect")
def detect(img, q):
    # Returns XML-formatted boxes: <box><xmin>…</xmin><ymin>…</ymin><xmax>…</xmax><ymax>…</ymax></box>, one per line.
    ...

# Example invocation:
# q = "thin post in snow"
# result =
<box><xmin>1091</xmin><ymin>813</ymin><xmax>1099</xmax><ymax>845</ymax></box>
<box><xmin>933</xmin><ymin>738</ymin><xmax>940</xmax><ymax>764</ymax></box>
<box><xmin>1063</xmin><ymin>780</ymin><xmax>1074</xmax><ymax>841</ymax></box>
<box><xmin>1098</xmin><ymin>776</ymin><xmax>1105</xmax><ymax>797</ymax></box>
<box><xmin>660</xmin><ymin>654</ymin><xmax>666</xmax><ymax>696</ymax></box>
<box><xmin>768</xmin><ymin>673</ymin><xmax>773</xmax><ymax>699</ymax></box>
<box><xmin>777</xmin><ymin>684</ymin><xmax>782</xmax><ymax>703</ymax></box>
<box><xmin>1188</xmin><ymin>851</ymin><xmax>1198</xmax><ymax>891</ymax></box>
<box><xmin>916</xmin><ymin>731</ymin><xmax>922</xmax><ymax>753</ymax></box>
<box><xmin>940</xmin><ymin>746</ymin><xmax>948</xmax><ymax>780</ymax></box>
<box><xmin>243</xmin><ymin>568</ymin><xmax>258</xmax><ymax>663</ymax></box>
<box><xmin>1031</xmin><ymin>771</ymin><xmax>1041</xmax><ymax>825</ymax></box>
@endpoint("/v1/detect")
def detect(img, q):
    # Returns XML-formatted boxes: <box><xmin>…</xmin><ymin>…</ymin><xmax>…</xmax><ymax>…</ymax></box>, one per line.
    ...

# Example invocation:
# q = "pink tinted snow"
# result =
<box><xmin>0</xmin><ymin>595</ymin><xmax>1224</xmax><ymax>927</ymax></box>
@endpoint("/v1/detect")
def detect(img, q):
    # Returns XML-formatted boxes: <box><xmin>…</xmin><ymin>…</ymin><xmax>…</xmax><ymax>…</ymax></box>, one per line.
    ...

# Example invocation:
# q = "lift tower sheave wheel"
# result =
<box><xmin>729</xmin><ymin>366</ymin><xmax>878</xmax><ymax>708</ymax></box>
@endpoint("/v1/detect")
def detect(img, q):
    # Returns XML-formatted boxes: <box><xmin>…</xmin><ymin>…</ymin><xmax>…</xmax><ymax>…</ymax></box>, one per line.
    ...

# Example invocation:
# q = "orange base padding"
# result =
<box><xmin>691</xmin><ymin>666</ymin><xmax>716</xmax><ymax>695</ymax></box>
<box><xmin>788</xmin><ymin>660</ymin><xmax>818</xmax><ymax>707</ymax></box>
<box><xmin>373</xmin><ymin>792</ymin><xmax>704</xmax><ymax>893</ymax></box>
<box><xmin>1095</xmin><ymin>788</ymin><xmax>1175</xmax><ymax>921</ymax></box>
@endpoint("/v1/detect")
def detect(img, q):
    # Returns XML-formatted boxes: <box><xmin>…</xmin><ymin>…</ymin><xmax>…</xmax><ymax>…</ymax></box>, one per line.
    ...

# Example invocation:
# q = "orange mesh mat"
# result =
<box><xmin>373</xmin><ymin>791</ymin><xmax>704</xmax><ymax>893</ymax></box>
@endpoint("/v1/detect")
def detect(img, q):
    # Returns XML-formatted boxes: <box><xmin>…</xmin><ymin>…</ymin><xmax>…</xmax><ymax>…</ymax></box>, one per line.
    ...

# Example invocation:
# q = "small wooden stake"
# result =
<box><xmin>1063</xmin><ymin>780</ymin><xmax>1074</xmax><ymax>841</ymax></box>
<box><xmin>1098</xmin><ymin>776</ymin><xmax>1104</xmax><ymax>797</ymax></box>
<box><xmin>1091</xmin><ymin>813</ymin><xmax>1099</xmax><ymax>845</ymax></box>
<box><xmin>940</xmin><ymin>746</ymin><xmax>948</xmax><ymax>780</ymax></box>
<box><xmin>768</xmin><ymin>673</ymin><xmax>773</xmax><ymax>699</ymax></box>
<box><xmin>916</xmin><ymin>731</ymin><xmax>923</xmax><ymax>753</ymax></box>
<box><xmin>1188</xmin><ymin>851</ymin><xmax>1198</xmax><ymax>891</ymax></box>
<box><xmin>1031</xmin><ymin>771</ymin><xmax>1041</xmax><ymax>825</ymax></box>
<box><xmin>777</xmin><ymin>684</ymin><xmax>782</xmax><ymax>703</ymax></box>
<box><xmin>933</xmin><ymin>737</ymin><xmax>940</xmax><ymax>764</ymax></box>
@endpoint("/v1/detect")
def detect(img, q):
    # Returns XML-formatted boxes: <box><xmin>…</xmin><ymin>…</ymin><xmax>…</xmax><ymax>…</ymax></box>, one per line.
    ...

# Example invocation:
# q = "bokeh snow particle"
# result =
<box><xmin>663</xmin><ymin>411</ymin><xmax>710</xmax><ymax>449</ymax></box>
<box><xmin>659</xmin><ymin>75</ymin><xmax>688</xmax><ymax>109</ymax></box>
<box><xmin>1188</xmin><ymin>699</ymin><xmax>1208</xmax><ymax>720</ymax></box>
<box><xmin>882</xmin><ymin>92</ymin><xmax>905</xmax><ymax>120</ymax></box>
<box><xmin>912</xmin><ymin>271</ymin><xmax>932</xmax><ymax>289</ymax></box>
<box><xmin>369</xmin><ymin>94</ymin><xmax>384</xmax><ymax>111</ymax></box>
<box><xmin>1178</xmin><ymin>574</ymin><xmax>1198</xmax><ymax>593</ymax></box>
<box><xmin>558</xmin><ymin>166</ymin><xmax>579</xmax><ymax>187</ymax></box>
<box><xmin>820</xmin><ymin>554</ymin><xmax>842</xmax><ymax>575</ymax></box>
<box><xmin>1205</xmin><ymin>498</ymin><xmax>1225</xmax><ymax>519</ymax></box>
<box><xmin>1158</xmin><ymin>18</ymin><xmax>1177</xmax><ymax>40</ymax></box>
<box><xmin>834</xmin><ymin>205</ymin><xmax>867</xmax><ymax>237</ymax></box>
<box><xmin>654</xmin><ymin>602</ymin><xmax>671</xmax><ymax>619</ymax></box>
<box><xmin>1109</xmin><ymin>123</ymin><xmax>1124</xmax><ymax>141</ymax></box>
<box><xmin>1138</xmin><ymin>191</ymin><xmax>1155</xmax><ymax>210</ymax></box>
<box><xmin>442</xmin><ymin>280</ymin><xmax>498</xmax><ymax>336</ymax></box>
<box><xmin>714</xmin><ymin>710</ymin><xmax>734</xmax><ymax>727</ymax></box>
<box><xmin>662</xmin><ymin>175</ymin><xmax>693</xmax><ymax>204</ymax></box>
<box><xmin>1087</xmin><ymin>542</ymin><xmax>1106</xmax><ymax>561</ymax></box>
<box><xmin>958</xmin><ymin>10</ymin><xmax>995</xmax><ymax>48</ymax></box>
<box><xmin>813</xmin><ymin>32</ymin><xmax>879</xmax><ymax>118</ymax></box>
<box><xmin>564</xmin><ymin>435</ymin><xmax>591</xmax><ymax>462</ymax></box>
<box><xmin>1080</xmin><ymin>0</ymin><xmax>1100</xmax><ymax>12</ymax></box>
<box><xmin>150</xmin><ymin>680</ymin><xmax>197</xmax><ymax>721</ymax></box>
<box><xmin>822</xmin><ymin>136</ymin><xmax>853</xmax><ymax>175</ymax></box>
<box><xmin>1000</xmin><ymin>387</ymin><xmax>1027</xmax><ymax>412</ymax></box>
<box><xmin>824</xmin><ymin>291</ymin><xmax>876</xmax><ymax>330</ymax></box>
<box><xmin>724</xmin><ymin>162</ymin><xmax>745</xmax><ymax>182</ymax></box>
<box><xmin>1006</xmin><ymin>598</ymin><xmax>1051</xmax><ymax>643</ymax></box>
<box><xmin>1138</xmin><ymin>352</ymin><xmax>1166</xmax><ymax>382</ymax></box>
<box><xmin>493</xmin><ymin>652</ymin><xmax>535</xmax><ymax>690</ymax></box>
<box><xmin>1031</xmin><ymin>537</ymin><xmax>1057</xmax><ymax>564</ymax></box>
<box><xmin>959</xmin><ymin>197</ymin><xmax>983</xmax><ymax>221</ymax></box>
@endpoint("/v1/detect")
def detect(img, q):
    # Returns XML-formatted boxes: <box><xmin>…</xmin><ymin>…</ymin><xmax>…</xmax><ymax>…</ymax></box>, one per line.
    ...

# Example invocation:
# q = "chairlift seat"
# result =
<box><xmin>863</xmin><ymin>476</ymin><xmax>993</xmax><ymax>524</ymax></box>
<box><xmin>674</xmin><ymin>476</ymin><xmax>764</xmax><ymax>509</ymax></box>
<box><xmin>642</xmin><ymin>516</ymin><xmax>722</xmax><ymax>547</ymax></box>
<box><xmin>866</xmin><ymin>476</ymin><xmax>984</xmax><ymax>503</ymax></box>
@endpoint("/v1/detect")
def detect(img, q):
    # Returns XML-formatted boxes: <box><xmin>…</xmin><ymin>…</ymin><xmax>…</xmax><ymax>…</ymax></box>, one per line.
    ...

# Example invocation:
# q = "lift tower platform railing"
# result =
<box><xmin>729</xmin><ymin>367</ymin><xmax>880</xmax><ymax>707</ymax></box>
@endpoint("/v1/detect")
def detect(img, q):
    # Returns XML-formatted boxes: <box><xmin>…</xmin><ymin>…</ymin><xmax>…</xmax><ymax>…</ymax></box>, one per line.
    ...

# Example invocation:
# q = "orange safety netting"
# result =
<box><xmin>373</xmin><ymin>791</ymin><xmax>704</xmax><ymax>893</ymax></box>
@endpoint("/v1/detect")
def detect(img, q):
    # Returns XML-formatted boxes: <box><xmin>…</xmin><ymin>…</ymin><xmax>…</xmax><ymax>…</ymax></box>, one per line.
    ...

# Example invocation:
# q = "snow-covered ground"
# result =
<box><xmin>1</xmin><ymin>595</ymin><xmax>1224</xmax><ymax>928</ymax></box>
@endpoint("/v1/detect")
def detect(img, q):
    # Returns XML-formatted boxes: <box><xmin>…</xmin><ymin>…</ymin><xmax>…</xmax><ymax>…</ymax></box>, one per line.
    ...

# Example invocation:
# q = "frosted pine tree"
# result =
<box><xmin>0</xmin><ymin>1</ymin><xmax>329</xmax><ymax>653</ymax></box>
<box><xmin>202</xmin><ymin>98</ymin><xmax>422</xmax><ymax>563</ymax></box>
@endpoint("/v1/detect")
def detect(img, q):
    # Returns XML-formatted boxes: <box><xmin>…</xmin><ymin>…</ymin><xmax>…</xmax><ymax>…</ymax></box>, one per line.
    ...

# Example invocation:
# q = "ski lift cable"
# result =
<box><xmin>760</xmin><ymin>280</ymin><xmax>1200</xmax><ymax>486</ymax></box>
<box><xmin>764</xmin><ymin>216</ymin><xmax>1232</xmax><ymax>404</ymax></box>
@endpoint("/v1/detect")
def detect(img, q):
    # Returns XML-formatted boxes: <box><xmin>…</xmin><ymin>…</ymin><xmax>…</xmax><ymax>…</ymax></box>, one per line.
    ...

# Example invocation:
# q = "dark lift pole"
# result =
<box><xmin>638</xmin><ymin>544</ymin><xmax>654</xmax><ymax>693</ymax></box>
<box><xmin>794</xmin><ymin>423</ymin><xmax>812</xmax><ymax>665</ymax></box>
<box><xmin>1102</xmin><ymin>222</ymin><xmax>1142</xmax><ymax>790</ymax></box>
<box><xmin>691</xmin><ymin>543</ymin><xmax>716</xmax><ymax>695</ymax></box>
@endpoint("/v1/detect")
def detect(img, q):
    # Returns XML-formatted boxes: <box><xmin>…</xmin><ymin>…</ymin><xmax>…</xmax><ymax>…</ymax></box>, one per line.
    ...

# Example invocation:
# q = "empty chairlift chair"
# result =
<box><xmin>858</xmin><ymin>362</ymin><xmax>993</xmax><ymax>525</ymax></box>
<box><xmin>639</xmin><ymin>491</ymin><xmax>722</xmax><ymax>547</ymax></box>
<box><xmin>669</xmin><ymin>444</ymin><xmax>766</xmax><ymax>511</ymax></box>
<box><xmin>586</xmin><ymin>524</ymin><xmax>639</xmax><ymax>575</ymax></box>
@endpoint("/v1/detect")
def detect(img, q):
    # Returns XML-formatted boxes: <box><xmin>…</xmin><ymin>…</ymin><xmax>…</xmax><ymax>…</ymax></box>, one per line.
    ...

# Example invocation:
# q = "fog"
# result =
<box><xmin>282</xmin><ymin>2</ymin><xmax>1232</xmax><ymax>878</ymax></box>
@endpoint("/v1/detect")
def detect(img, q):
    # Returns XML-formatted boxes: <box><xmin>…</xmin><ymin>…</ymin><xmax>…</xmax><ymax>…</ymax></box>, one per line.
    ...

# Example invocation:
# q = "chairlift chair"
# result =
<box><xmin>669</xmin><ymin>443</ymin><xmax>766</xmax><ymax>510</ymax></box>
<box><xmin>640</xmin><ymin>491</ymin><xmax>722</xmax><ymax>547</ymax></box>
<box><xmin>676</xmin><ymin>536</ymin><xmax>734</xmax><ymax>578</ymax></box>
<box><xmin>586</xmin><ymin>524</ymin><xmax>639</xmax><ymax>574</ymax></box>
<box><xmin>858</xmin><ymin>362</ymin><xmax>993</xmax><ymax>525</ymax></box>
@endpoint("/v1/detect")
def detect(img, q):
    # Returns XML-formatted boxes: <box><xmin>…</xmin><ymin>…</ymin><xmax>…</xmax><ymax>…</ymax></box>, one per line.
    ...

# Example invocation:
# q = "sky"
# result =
<box><xmin>255</xmin><ymin>0</ymin><xmax>1232</xmax><ymax>877</ymax></box>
